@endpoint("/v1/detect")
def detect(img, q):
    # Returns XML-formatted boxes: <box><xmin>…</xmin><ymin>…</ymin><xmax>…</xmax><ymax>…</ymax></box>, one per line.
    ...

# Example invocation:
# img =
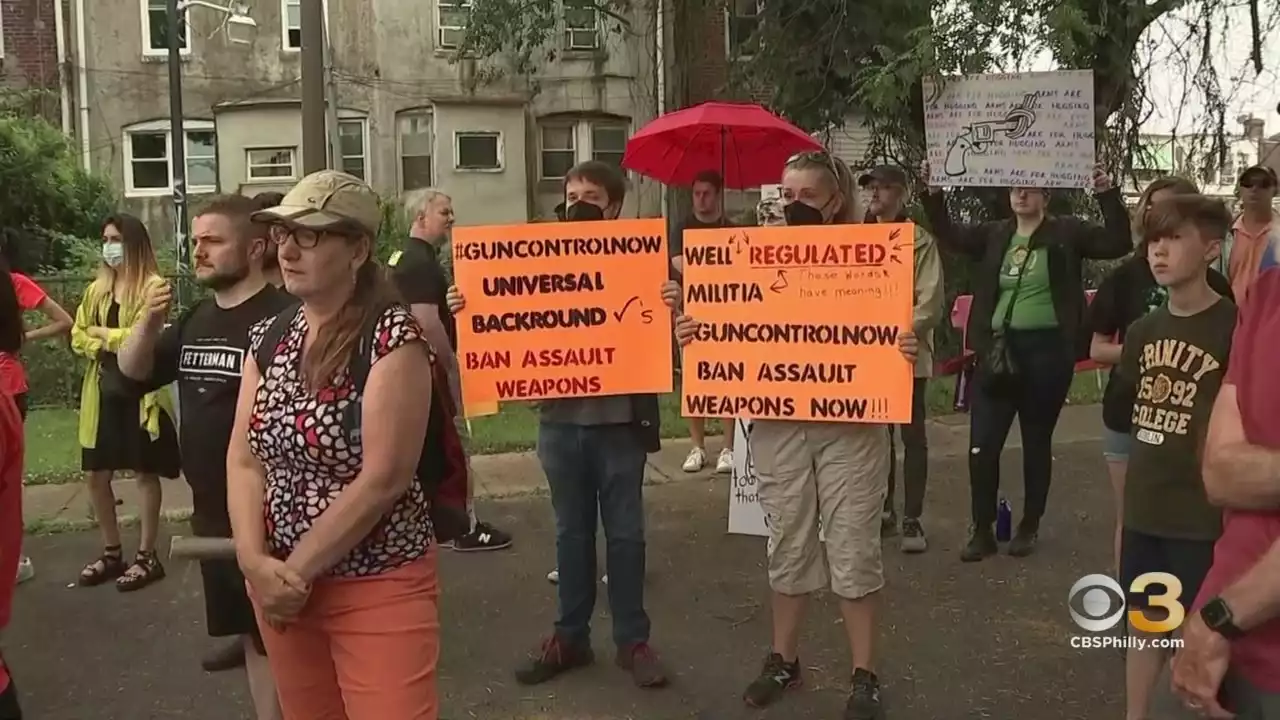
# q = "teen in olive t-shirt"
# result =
<box><xmin>1119</xmin><ymin>297</ymin><xmax>1236</xmax><ymax>539</ymax></box>
<box><xmin>990</xmin><ymin>235</ymin><xmax>1057</xmax><ymax>328</ymax></box>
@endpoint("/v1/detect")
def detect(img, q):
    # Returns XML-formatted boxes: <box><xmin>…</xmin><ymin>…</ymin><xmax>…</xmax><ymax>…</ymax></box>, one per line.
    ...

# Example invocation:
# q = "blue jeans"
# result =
<box><xmin>537</xmin><ymin>422</ymin><xmax>650</xmax><ymax>648</ymax></box>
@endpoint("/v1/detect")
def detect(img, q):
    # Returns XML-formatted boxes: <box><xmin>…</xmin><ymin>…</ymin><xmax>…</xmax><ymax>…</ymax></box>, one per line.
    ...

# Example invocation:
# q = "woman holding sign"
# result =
<box><xmin>668</xmin><ymin>151</ymin><xmax>920</xmax><ymax>720</ymax></box>
<box><xmin>920</xmin><ymin>163</ymin><xmax>1131</xmax><ymax>563</ymax></box>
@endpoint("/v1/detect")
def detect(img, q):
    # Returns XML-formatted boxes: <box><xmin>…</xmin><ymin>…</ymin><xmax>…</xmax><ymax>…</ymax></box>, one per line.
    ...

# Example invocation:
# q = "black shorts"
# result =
<box><xmin>200</xmin><ymin>558</ymin><xmax>260</xmax><ymax>640</ymax></box>
<box><xmin>1120</xmin><ymin>528</ymin><xmax>1215</xmax><ymax>614</ymax></box>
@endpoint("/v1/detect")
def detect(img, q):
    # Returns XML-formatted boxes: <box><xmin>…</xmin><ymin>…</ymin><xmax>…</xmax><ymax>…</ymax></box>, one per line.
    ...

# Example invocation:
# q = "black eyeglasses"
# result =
<box><xmin>1240</xmin><ymin>179</ymin><xmax>1275</xmax><ymax>189</ymax></box>
<box><xmin>269</xmin><ymin>224</ymin><xmax>321</xmax><ymax>249</ymax></box>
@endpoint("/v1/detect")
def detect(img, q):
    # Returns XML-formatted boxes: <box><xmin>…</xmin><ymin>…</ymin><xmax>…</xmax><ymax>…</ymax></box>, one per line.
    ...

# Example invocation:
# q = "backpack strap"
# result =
<box><xmin>253</xmin><ymin>301</ymin><xmax>302</xmax><ymax>373</ymax></box>
<box><xmin>342</xmin><ymin>301</ymin><xmax>398</xmax><ymax>439</ymax></box>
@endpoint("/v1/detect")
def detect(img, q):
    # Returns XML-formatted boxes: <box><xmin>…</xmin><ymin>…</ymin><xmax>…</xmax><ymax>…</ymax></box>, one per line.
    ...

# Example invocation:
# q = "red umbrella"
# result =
<box><xmin>622</xmin><ymin>101</ymin><xmax>822</xmax><ymax>189</ymax></box>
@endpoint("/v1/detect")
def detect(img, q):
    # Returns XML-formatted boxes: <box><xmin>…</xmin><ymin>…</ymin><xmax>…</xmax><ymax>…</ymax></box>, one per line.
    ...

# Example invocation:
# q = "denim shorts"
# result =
<box><xmin>1102</xmin><ymin>428</ymin><xmax>1131</xmax><ymax>462</ymax></box>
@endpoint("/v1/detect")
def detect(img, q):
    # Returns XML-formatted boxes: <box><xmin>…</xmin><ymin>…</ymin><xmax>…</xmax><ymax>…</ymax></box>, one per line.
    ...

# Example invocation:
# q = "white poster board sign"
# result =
<box><xmin>728</xmin><ymin>419</ymin><xmax>767</xmax><ymax>536</ymax></box>
<box><xmin>923</xmin><ymin>69</ymin><xmax>1095</xmax><ymax>189</ymax></box>
<box><xmin>727</xmin><ymin>419</ymin><xmax>823</xmax><ymax>541</ymax></box>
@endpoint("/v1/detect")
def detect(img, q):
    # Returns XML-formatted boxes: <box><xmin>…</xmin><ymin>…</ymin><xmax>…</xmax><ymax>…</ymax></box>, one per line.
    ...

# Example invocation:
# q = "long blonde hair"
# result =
<box><xmin>783</xmin><ymin>152</ymin><xmax>860</xmax><ymax>223</ymax></box>
<box><xmin>96</xmin><ymin>213</ymin><xmax>159</xmax><ymax>304</ymax></box>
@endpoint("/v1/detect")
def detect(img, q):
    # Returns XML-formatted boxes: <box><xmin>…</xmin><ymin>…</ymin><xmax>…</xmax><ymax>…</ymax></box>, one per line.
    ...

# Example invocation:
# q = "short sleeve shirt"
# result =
<box><xmin>391</xmin><ymin>239</ymin><xmax>455</xmax><ymax>350</ymax></box>
<box><xmin>0</xmin><ymin>273</ymin><xmax>49</xmax><ymax>394</ymax></box>
<box><xmin>1192</xmin><ymin>268</ymin><xmax>1280</xmax><ymax>693</ymax></box>
<box><xmin>246</xmin><ymin>304</ymin><xmax>432</xmax><ymax>577</ymax></box>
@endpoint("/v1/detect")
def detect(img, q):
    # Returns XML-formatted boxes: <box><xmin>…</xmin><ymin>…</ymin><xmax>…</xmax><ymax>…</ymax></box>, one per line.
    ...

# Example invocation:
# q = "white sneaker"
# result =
<box><xmin>715</xmin><ymin>448</ymin><xmax>734</xmax><ymax>474</ymax></box>
<box><xmin>15</xmin><ymin>556</ymin><xmax>34</xmax><ymax>585</ymax></box>
<box><xmin>547</xmin><ymin>568</ymin><xmax>608</xmax><ymax>584</ymax></box>
<box><xmin>682</xmin><ymin>446</ymin><xmax>707</xmax><ymax>472</ymax></box>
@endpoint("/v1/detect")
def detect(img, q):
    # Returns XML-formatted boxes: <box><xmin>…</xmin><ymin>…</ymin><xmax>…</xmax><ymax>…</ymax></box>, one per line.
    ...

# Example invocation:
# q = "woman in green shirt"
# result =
<box><xmin>921</xmin><ymin>165</ymin><xmax>1133</xmax><ymax>563</ymax></box>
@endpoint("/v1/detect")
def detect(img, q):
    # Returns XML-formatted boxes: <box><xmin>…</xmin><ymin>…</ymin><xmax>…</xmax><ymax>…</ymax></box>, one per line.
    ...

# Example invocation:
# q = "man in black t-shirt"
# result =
<box><xmin>393</xmin><ymin>188</ymin><xmax>513</xmax><ymax>553</ymax></box>
<box><xmin>116</xmin><ymin>195</ymin><xmax>289</xmax><ymax>719</ymax></box>
<box><xmin>669</xmin><ymin>170</ymin><xmax>737</xmax><ymax>475</ymax></box>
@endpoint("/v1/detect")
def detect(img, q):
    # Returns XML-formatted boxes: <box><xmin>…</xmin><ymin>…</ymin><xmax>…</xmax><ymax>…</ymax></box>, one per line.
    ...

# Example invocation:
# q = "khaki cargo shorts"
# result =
<box><xmin>751</xmin><ymin>420</ymin><xmax>889</xmax><ymax>600</ymax></box>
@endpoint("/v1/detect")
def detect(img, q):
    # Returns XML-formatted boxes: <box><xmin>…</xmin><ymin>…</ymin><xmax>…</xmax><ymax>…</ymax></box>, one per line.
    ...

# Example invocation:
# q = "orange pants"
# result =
<box><xmin>254</xmin><ymin>551</ymin><xmax>440</xmax><ymax>720</ymax></box>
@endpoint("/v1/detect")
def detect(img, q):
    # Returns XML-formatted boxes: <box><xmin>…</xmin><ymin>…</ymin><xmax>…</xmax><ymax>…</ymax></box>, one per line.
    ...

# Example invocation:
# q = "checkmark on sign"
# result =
<box><xmin>614</xmin><ymin>295</ymin><xmax>642</xmax><ymax>322</ymax></box>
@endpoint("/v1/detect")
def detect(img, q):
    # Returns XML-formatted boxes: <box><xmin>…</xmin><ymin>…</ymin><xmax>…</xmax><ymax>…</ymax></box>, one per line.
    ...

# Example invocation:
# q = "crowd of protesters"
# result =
<box><xmin>1</xmin><ymin>151</ymin><xmax>1279</xmax><ymax>720</ymax></box>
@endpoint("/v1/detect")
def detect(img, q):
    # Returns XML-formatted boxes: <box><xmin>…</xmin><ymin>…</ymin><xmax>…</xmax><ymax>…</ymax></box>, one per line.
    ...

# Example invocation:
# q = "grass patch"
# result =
<box><xmin>23</xmin><ymin>371</ymin><xmax>1106</xmax><ymax>485</ymax></box>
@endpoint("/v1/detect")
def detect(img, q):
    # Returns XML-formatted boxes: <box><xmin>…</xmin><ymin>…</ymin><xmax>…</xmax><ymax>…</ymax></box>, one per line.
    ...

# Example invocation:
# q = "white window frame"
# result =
<box><xmin>397</xmin><ymin>109</ymin><xmax>436</xmax><ymax>191</ymax></box>
<box><xmin>453</xmin><ymin>131</ymin><xmax>504</xmax><ymax>172</ymax></box>
<box><xmin>436</xmin><ymin>0</ymin><xmax>472</xmax><ymax>50</ymax></box>
<box><xmin>0</xmin><ymin>6</ymin><xmax>6</xmax><ymax>59</ymax></box>
<box><xmin>563</xmin><ymin>0</ymin><xmax>600</xmax><ymax>50</ymax></box>
<box><xmin>281</xmin><ymin>0</ymin><xmax>331</xmax><ymax>52</ymax></box>
<box><xmin>589</xmin><ymin>121</ymin><xmax>628</xmax><ymax>168</ymax></box>
<box><xmin>724</xmin><ymin>0</ymin><xmax>763</xmax><ymax>60</ymax></box>
<box><xmin>123</xmin><ymin>119</ymin><xmax>217</xmax><ymax>198</ymax></box>
<box><xmin>245</xmin><ymin>147</ymin><xmax>299</xmax><ymax>183</ymax></box>
<box><xmin>141</xmin><ymin>0</ymin><xmax>191</xmax><ymax>57</ymax></box>
<box><xmin>539</xmin><ymin>123</ymin><xmax>578</xmax><ymax>180</ymax></box>
<box><xmin>337</xmin><ymin>118</ymin><xmax>370</xmax><ymax>180</ymax></box>
<box><xmin>538</xmin><ymin>118</ymin><xmax>630</xmax><ymax>179</ymax></box>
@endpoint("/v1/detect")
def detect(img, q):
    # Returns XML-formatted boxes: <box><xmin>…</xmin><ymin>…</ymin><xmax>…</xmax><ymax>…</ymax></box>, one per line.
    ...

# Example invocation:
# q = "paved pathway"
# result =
<box><xmin>7</xmin><ymin>408</ymin><xmax>1201</xmax><ymax>719</ymax></box>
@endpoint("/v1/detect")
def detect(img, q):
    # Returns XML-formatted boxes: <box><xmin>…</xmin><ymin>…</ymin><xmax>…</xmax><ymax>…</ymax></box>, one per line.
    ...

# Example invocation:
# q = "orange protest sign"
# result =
<box><xmin>452</xmin><ymin>218</ymin><xmax>674</xmax><ymax>403</ymax></box>
<box><xmin>463</xmin><ymin>399</ymin><xmax>500</xmax><ymax>418</ymax></box>
<box><xmin>681</xmin><ymin>223</ymin><xmax>915</xmax><ymax>423</ymax></box>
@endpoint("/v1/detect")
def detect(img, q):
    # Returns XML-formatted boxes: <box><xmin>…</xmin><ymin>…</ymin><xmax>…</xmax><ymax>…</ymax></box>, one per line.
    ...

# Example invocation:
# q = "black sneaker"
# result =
<box><xmin>900</xmin><ymin>517</ymin><xmax>927</xmax><ymax>553</ymax></box>
<box><xmin>1007</xmin><ymin>527</ymin><xmax>1038</xmax><ymax>557</ymax></box>
<box><xmin>0</xmin><ymin>664</ymin><xmax>20</xmax><ymax>720</ymax></box>
<box><xmin>200</xmin><ymin>639</ymin><xmax>246</xmax><ymax>673</ymax></box>
<box><xmin>960</xmin><ymin>524</ymin><xmax>998</xmax><ymax>562</ymax></box>
<box><xmin>743</xmin><ymin>652</ymin><xmax>802</xmax><ymax>708</ymax></box>
<box><xmin>844</xmin><ymin>668</ymin><xmax>884</xmax><ymax>720</ymax></box>
<box><xmin>451</xmin><ymin>521</ymin><xmax>513</xmax><ymax>552</ymax></box>
<box><xmin>880</xmin><ymin>510</ymin><xmax>898</xmax><ymax>538</ymax></box>
<box><xmin>514</xmin><ymin>635</ymin><xmax>594</xmax><ymax>685</ymax></box>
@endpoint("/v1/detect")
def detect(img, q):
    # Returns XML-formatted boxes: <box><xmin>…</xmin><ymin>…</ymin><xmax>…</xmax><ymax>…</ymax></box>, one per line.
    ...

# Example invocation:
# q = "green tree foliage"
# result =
<box><xmin>0</xmin><ymin>91</ymin><xmax>117</xmax><ymax>273</ymax></box>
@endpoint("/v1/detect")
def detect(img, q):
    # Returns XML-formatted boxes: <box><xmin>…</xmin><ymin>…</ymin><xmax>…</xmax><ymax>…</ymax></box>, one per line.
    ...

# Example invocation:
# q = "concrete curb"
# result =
<box><xmin>22</xmin><ymin>404</ymin><xmax>1105</xmax><ymax>534</ymax></box>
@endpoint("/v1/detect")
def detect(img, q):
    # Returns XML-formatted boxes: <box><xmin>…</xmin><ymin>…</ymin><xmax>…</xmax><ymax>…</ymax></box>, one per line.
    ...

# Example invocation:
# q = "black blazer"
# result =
<box><xmin>921</xmin><ymin>188</ymin><xmax>1132</xmax><ymax>359</ymax></box>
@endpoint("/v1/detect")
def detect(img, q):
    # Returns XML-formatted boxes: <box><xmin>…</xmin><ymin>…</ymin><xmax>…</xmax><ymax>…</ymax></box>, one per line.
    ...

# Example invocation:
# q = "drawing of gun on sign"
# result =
<box><xmin>943</xmin><ymin>93</ymin><xmax>1040</xmax><ymax>177</ymax></box>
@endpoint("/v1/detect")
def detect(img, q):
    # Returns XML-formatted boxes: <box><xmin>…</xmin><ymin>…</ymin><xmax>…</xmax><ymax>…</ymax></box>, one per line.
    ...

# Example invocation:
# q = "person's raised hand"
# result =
<box><xmin>445</xmin><ymin>286</ymin><xmax>466</xmax><ymax>315</ymax></box>
<box><xmin>674</xmin><ymin>315</ymin><xmax>700</xmax><ymax>347</ymax></box>
<box><xmin>661</xmin><ymin>280</ymin><xmax>682</xmax><ymax>311</ymax></box>
<box><xmin>1091</xmin><ymin>164</ymin><xmax>1114</xmax><ymax>193</ymax></box>
<box><xmin>144</xmin><ymin>281</ymin><xmax>173</xmax><ymax>323</ymax></box>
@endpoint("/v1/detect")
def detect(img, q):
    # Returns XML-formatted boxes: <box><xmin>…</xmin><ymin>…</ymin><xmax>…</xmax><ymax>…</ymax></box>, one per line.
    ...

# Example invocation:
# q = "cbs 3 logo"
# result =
<box><xmin>1068</xmin><ymin>573</ymin><xmax>1185</xmax><ymax>634</ymax></box>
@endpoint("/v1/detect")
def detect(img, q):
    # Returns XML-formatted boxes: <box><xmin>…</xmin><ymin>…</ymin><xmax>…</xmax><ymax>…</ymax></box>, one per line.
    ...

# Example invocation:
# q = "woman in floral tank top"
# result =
<box><xmin>227</xmin><ymin>171</ymin><xmax>439</xmax><ymax>720</ymax></box>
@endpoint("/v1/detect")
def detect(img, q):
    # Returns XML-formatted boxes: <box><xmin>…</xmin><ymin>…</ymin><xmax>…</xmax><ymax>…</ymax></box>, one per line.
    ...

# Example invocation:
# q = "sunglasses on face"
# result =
<box><xmin>1240</xmin><ymin>180</ymin><xmax>1275</xmax><ymax>189</ymax></box>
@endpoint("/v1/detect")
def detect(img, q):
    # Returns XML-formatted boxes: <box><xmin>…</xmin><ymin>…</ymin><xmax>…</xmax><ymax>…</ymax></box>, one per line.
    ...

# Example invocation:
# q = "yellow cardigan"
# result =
<box><xmin>71</xmin><ymin>274</ymin><xmax>174</xmax><ymax>449</ymax></box>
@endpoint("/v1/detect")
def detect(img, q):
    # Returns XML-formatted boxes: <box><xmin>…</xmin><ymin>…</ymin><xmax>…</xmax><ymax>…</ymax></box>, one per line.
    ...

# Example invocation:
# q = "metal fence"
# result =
<box><xmin>20</xmin><ymin>273</ymin><xmax>203</xmax><ymax>409</ymax></box>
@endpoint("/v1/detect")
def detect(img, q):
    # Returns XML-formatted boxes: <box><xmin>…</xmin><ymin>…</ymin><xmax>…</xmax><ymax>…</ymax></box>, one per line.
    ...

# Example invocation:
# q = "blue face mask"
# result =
<box><xmin>102</xmin><ymin>242</ymin><xmax>124</xmax><ymax>268</ymax></box>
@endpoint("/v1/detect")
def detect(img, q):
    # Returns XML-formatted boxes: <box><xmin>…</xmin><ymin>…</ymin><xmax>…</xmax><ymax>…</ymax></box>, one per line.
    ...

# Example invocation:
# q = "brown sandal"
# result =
<box><xmin>78</xmin><ymin>545</ymin><xmax>125</xmax><ymax>587</ymax></box>
<box><xmin>116</xmin><ymin>550</ymin><xmax>166</xmax><ymax>593</ymax></box>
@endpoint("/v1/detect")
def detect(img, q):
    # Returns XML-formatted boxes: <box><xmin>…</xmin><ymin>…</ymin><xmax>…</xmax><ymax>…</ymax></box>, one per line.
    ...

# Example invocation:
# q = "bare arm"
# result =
<box><xmin>228</xmin><ymin>355</ymin><xmax>271</xmax><ymax>566</ymax></box>
<box><xmin>285</xmin><ymin>340</ymin><xmax>435</xmax><ymax>582</ymax></box>
<box><xmin>1219</xmin><ymin>537</ymin><xmax>1280</xmax><ymax>631</ymax></box>
<box><xmin>1089</xmin><ymin>333</ymin><xmax>1122</xmax><ymax>365</ymax></box>
<box><xmin>1202</xmin><ymin>383</ymin><xmax>1280</xmax><ymax>509</ymax></box>
<box><xmin>25</xmin><ymin>297</ymin><xmax>73</xmax><ymax>341</ymax></box>
<box><xmin>409</xmin><ymin>302</ymin><xmax>460</xmax><ymax>406</ymax></box>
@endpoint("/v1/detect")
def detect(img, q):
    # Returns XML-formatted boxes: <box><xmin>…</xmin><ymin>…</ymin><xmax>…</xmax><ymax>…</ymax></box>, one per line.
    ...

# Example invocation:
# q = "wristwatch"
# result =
<box><xmin>1200</xmin><ymin>597</ymin><xmax>1245</xmax><ymax>640</ymax></box>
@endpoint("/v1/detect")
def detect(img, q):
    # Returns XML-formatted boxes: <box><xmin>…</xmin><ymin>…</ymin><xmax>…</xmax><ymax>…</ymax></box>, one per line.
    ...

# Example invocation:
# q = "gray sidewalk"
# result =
<box><xmin>21</xmin><ymin>403</ymin><xmax>1105</xmax><ymax>531</ymax></box>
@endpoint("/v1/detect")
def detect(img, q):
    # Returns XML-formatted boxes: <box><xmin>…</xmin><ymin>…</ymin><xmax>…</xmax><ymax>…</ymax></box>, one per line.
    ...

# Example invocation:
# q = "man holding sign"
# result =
<box><xmin>446</xmin><ymin>160</ymin><xmax>671</xmax><ymax>689</ymax></box>
<box><xmin>669</xmin><ymin>151</ymin><xmax>920</xmax><ymax>720</ymax></box>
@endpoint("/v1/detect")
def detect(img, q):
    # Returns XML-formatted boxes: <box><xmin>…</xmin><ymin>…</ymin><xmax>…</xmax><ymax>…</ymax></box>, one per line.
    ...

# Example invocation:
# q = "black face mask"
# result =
<box><xmin>784</xmin><ymin>201</ymin><xmax>827</xmax><ymax>226</ymax></box>
<box><xmin>564</xmin><ymin>202</ymin><xmax>605</xmax><ymax>222</ymax></box>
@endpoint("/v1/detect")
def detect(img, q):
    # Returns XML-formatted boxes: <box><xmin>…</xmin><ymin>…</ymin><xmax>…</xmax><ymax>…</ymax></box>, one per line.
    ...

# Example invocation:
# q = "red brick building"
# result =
<box><xmin>0</xmin><ymin>0</ymin><xmax>63</xmax><ymax>121</ymax></box>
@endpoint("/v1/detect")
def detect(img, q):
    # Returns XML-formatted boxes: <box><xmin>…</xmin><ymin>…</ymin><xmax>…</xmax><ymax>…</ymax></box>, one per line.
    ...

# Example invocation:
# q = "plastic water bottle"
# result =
<box><xmin>996</xmin><ymin>497</ymin><xmax>1013</xmax><ymax>542</ymax></box>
